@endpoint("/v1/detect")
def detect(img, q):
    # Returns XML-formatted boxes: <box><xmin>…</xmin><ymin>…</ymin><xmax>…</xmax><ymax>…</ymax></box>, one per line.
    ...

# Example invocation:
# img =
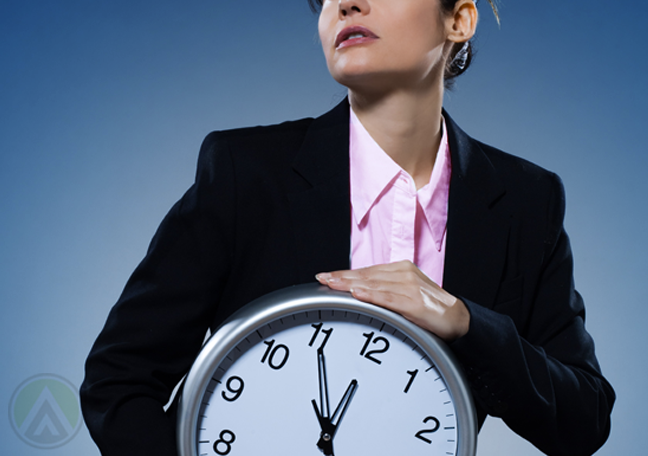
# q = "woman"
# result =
<box><xmin>81</xmin><ymin>1</ymin><xmax>615</xmax><ymax>455</ymax></box>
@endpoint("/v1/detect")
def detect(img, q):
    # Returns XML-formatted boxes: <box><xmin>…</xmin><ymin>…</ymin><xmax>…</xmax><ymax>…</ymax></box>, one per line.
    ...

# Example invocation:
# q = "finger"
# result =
<box><xmin>317</xmin><ymin>260</ymin><xmax>416</xmax><ymax>281</ymax></box>
<box><xmin>350</xmin><ymin>286</ymin><xmax>412</xmax><ymax>314</ymax></box>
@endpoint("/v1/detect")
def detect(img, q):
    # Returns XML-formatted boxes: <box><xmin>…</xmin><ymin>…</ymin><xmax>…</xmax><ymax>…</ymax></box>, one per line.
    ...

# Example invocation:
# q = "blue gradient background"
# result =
<box><xmin>1</xmin><ymin>1</ymin><xmax>646</xmax><ymax>454</ymax></box>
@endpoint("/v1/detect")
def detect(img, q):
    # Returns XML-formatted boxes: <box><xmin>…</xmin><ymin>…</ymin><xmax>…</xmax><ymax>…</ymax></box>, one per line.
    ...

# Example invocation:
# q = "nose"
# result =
<box><xmin>338</xmin><ymin>0</ymin><xmax>367</xmax><ymax>18</ymax></box>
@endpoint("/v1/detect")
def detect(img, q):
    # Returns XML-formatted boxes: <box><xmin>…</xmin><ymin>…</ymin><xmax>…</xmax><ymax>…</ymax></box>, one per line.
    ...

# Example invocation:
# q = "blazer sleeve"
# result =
<box><xmin>80</xmin><ymin>132</ymin><xmax>236</xmax><ymax>456</ymax></box>
<box><xmin>450</xmin><ymin>174</ymin><xmax>615</xmax><ymax>456</ymax></box>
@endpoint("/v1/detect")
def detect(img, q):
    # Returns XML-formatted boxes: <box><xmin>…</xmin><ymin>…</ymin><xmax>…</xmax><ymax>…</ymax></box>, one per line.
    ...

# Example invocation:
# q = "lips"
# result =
<box><xmin>335</xmin><ymin>26</ymin><xmax>379</xmax><ymax>49</ymax></box>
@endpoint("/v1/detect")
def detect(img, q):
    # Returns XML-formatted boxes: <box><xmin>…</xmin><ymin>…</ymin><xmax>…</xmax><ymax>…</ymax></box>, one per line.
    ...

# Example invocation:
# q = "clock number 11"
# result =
<box><xmin>309</xmin><ymin>323</ymin><xmax>333</xmax><ymax>350</ymax></box>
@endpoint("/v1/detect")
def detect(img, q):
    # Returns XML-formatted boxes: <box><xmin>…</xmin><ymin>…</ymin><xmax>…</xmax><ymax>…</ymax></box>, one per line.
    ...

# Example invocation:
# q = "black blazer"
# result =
<box><xmin>81</xmin><ymin>99</ymin><xmax>614</xmax><ymax>456</ymax></box>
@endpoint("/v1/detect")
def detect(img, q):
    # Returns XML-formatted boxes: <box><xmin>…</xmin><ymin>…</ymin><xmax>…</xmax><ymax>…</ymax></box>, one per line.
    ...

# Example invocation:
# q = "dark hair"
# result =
<box><xmin>307</xmin><ymin>0</ymin><xmax>499</xmax><ymax>89</ymax></box>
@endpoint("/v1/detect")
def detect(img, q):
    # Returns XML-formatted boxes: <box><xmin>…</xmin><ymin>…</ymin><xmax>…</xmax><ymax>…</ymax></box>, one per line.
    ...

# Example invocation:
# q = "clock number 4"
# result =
<box><xmin>359</xmin><ymin>332</ymin><xmax>390</xmax><ymax>365</ymax></box>
<box><xmin>309</xmin><ymin>323</ymin><xmax>333</xmax><ymax>350</ymax></box>
<box><xmin>415</xmin><ymin>416</ymin><xmax>440</xmax><ymax>444</ymax></box>
<box><xmin>261</xmin><ymin>339</ymin><xmax>290</xmax><ymax>370</ymax></box>
<box><xmin>213</xmin><ymin>429</ymin><xmax>236</xmax><ymax>455</ymax></box>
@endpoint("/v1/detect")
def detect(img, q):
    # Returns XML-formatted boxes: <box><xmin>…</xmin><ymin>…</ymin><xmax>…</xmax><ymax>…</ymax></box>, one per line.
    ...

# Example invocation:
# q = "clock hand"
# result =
<box><xmin>317</xmin><ymin>347</ymin><xmax>331</xmax><ymax>420</ymax></box>
<box><xmin>313</xmin><ymin>379</ymin><xmax>359</xmax><ymax>455</ymax></box>
<box><xmin>311</xmin><ymin>400</ymin><xmax>336</xmax><ymax>456</ymax></box>
<box><xmin>330</xmin><ymin>379</ymin><xmax>358</xmax><ymax>428</ymax></box>
<box><xmin>312</xmin><ymin>346</ymin><xmax>336</xmax><ymax>455</ymax></box>
<box><xmin>312</xmin><ymin>346</ymin><xmax>360</xmax><ymax>455</ymax></box>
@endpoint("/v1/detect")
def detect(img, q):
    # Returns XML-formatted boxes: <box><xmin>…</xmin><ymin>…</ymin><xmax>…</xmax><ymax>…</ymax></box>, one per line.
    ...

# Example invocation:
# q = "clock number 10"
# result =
<box><xmin>260</xmin><ymin>339</ymin><xmax>290</xmax><ymax>370</ymax></box>
<box><xmin>359</xmin><ymin>332</ymin><xmax>390</xmax><ymax>364</ymax></box>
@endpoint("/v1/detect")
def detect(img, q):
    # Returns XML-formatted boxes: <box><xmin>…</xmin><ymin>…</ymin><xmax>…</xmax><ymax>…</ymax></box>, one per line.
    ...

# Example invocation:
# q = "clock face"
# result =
<box><xmin>178</xmin><ymin>285</ymin><xmax>475</xmax><ymax>456</ymax></box>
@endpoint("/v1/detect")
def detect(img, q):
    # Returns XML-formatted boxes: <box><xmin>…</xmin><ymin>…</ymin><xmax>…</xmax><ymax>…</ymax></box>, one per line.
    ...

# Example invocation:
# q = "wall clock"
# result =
<box><xmin>177</xmin><ymin>283</ymin><xmax>476</xmax><ymax>456</ymax></box>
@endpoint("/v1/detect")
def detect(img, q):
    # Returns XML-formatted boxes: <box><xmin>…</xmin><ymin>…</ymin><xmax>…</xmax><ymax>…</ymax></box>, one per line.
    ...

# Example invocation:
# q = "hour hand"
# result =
<box><xmin>330</xmin><ymin>379</ymin><xmax>358</xmax><ymax>429</ymax></box>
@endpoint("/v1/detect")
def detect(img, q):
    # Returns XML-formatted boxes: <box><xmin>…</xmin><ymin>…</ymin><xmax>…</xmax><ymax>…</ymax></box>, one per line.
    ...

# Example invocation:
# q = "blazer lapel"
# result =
<box><xmin>288</xmin><ymin>99</ymin><xmax>352</xmax><ymax>282</ymax></box>
<box><xmin>442</xmin><ymin>112</ymin><xmax>510</xmax><ymax>309</ymax></box>
<box><xmin>287</xmin><ymin>101</ymin><xmax>511</xmax><ymax>308</ymax></box>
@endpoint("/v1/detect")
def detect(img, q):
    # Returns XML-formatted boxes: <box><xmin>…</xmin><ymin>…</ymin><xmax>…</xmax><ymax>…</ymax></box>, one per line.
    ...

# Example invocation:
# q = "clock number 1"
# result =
<box><xmin>359</xmin><ymin>332</ymin><xmax>390</xmax><ymax>364</ymax></box>
<box><xmin>404</xmin><ymin>369</ymin><xmax>419</xmax><ymax>393</ymax></box>
<box><xmin>261</xmin><ymin>339</ymin><xmax>290</xmax><ymax>370</ymax></box>
<box><xmin>309</xmin><ymin>323</ymin><xmax>333</xmax><ymax>349</ymax></box>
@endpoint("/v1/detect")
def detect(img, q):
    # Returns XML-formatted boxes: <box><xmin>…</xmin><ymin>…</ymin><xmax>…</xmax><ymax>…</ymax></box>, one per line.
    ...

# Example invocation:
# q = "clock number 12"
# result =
<box><xmin>359</xmin><ymin>332</ymin><xmax>390</xmax><ymax>364</ymax></box>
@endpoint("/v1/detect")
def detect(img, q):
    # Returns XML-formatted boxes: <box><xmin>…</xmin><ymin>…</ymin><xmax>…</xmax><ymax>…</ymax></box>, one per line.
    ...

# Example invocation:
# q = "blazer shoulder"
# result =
<box><xmin>477</xmin><ymin>139</ymin><xmax>558</xmax><ymax>185</ymax></box>
<box><xmin>475</xmin><ymin>139</ymin><xmax>567</xmax><ymax>243</ymax></box>
<box><xmin>201</xmin><ymin>117</ymin><xmax>314</xmax><ymax>155</ymax></box>
<box><xmin>477</xmin><ymin>139</ymin><xmax>564</xmax><ymax>204</ymax></box>
<box><xmin>194</xmin><ymin>117</ymin><xmax>317</xmax><ymax>181</ymax></box>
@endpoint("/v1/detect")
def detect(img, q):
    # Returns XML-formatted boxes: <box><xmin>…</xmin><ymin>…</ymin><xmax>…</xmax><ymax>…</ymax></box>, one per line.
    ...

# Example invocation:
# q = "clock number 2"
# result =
<box><xmin>261</xmin><ymin>339</ymin><xmax>290</xmax><ymax>370</ymax></box>
<box><xmin>359</xmin><ymin>332</ymin><xmax>390</xmax><ymax>364</ymax></box>
<box><xmin>309</xmin><ymin>323</ymin><xmax>333</xmax><ymax>350</ymax></box>
<box><xmin>213</xmin><ymin>429</ymin><xmax>236</xmax><ymax>455</ymax></box>
<box><xmin>414</xmin><ymin>416</ymin><xmax>440</xmax><ymax>444</ymax></box>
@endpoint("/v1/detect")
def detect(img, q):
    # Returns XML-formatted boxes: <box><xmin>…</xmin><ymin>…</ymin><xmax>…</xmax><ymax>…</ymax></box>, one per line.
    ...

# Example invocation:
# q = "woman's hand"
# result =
<box><xmin>316</xmin><ymin>261</ymin><xmax>469</xmax><ymax>342</ymax></box>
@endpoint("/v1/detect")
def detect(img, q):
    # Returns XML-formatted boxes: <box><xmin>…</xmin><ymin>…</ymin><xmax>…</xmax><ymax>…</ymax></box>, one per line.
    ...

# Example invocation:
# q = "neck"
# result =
<box><xmin>349</xmin><ymin>83</ymin><xmax>444</xmax><ymax>190</ymax></box>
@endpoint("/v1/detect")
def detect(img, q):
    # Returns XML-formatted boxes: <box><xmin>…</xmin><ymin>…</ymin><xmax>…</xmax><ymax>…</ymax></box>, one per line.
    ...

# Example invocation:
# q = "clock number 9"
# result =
<box><xmin>221</xmin><ymin>376</ymin><xmax>244</xmax><ymax>402</ymax></box>
<box><xmin>359</xmin><ymin>332</ymin><xmax>390</xmax><ymax>364</ymax></box>
<box><xmin>213</xmin><ymin>429</ymin><xmax>236</xmax><ymax>455</ymax></box>
<box><xmin>261</xmin><ymin>339</ymin><xmax>290</xmax><ymax>370</ymax></box>
<box><xmin>414</xmin><ymin>416</ymin><xmax>440</xmax><ymax>444</ymax></box>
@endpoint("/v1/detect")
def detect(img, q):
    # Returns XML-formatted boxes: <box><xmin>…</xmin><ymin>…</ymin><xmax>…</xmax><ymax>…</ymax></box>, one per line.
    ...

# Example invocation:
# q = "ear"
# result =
<box><xmin>445</xmin><ymin>0</ymin><xmax>478</xmax><ymax>44</ymax></box>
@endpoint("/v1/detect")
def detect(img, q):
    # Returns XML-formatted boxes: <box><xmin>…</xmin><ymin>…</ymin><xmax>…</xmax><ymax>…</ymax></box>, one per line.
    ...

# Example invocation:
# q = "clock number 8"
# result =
<box><xmin>213</xmin><ymin>429</ymin><xmax>236</xmax><ymax>455</ymax></box>
<box><xmin>261</xmin><ymin>339</ymin><xmax>290</xmax><ymax>370</ymax></box>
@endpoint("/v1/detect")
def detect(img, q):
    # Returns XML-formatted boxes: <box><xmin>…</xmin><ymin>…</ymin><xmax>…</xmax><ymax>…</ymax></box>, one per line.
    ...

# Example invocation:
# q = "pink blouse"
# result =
<box><xmin>349</xmin><ymin>108</ymin><xmax>452</xmax><ymax>286</ymax></box>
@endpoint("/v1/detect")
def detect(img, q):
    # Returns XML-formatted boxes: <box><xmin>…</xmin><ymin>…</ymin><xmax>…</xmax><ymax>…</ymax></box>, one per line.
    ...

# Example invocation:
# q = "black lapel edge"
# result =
<box><xmin>442</xmin><ymin>110</ymin><xmax>510</xmax><ymax>309</ymax></box>
<box><xmin>288</xmin><ymin>99</ymin><xmax>352</xmax><ymax>282</ymax></box>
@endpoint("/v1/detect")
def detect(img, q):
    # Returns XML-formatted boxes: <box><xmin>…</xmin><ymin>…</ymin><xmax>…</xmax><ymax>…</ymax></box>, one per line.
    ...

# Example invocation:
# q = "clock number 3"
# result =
<box><xmin>213</xmin><ymin>429</ymin><xmax>236</xmax><ymax>455</ymax></box>
<box><xmin>309</xmin><ymin>323</ymin><xmax>333</xmax><ymax>349</ymax></box>
<box><xmin>359</xmin><ymin>332</ymin><xmax>390</xmax><ymax>365</ymax></box>
<box><xmin>261</xmin><ymin>339</ymin><xmax>290</xmax><ymax>370</ymax></box>
<box><xmin>414</xmin><ymin>416</ymin><xmax>440</xmax><ymax>444</ymax></box>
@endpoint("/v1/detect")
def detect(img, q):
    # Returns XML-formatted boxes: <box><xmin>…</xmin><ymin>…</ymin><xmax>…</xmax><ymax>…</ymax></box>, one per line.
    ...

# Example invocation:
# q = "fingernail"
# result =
<box><xmin>316</xmin><ymin>273</ymin><xmax>331</xmax><ymax>282</ymax></box>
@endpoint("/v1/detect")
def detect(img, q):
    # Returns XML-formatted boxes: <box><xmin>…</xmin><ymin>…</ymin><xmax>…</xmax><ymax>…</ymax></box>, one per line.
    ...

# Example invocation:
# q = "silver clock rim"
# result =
<box><xmin>177</xmin><ymin>283</ymin><xmax>477</xmax><ymax>456</ymax></box>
